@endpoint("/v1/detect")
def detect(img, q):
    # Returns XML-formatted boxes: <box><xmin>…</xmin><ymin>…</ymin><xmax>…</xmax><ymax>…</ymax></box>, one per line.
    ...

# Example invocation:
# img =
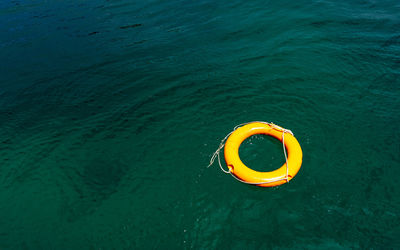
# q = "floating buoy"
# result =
<box><xmin>208</xmin><ymin>121</ymin><xmax>303</xmax><ymax>187</ymax></box>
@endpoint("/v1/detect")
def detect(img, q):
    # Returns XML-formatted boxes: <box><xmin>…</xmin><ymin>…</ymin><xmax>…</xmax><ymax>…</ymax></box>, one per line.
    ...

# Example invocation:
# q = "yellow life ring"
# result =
<box><xmin>224</xmin><ymin>122</ymin><xmax>302</xmax><ymax>187</ymax></box>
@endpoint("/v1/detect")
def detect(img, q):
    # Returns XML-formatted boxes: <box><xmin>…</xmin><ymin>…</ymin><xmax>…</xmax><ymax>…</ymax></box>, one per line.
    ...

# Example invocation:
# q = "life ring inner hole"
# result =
<box><xmin>238</xmin><ymin>134</ymin><xmax>286</xmax><ymax>172</ymax></box>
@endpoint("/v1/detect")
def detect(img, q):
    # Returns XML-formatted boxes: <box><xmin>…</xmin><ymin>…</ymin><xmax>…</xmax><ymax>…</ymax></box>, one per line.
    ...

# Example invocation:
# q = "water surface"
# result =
<box><xmin>1</xmin><ymin>0</ymin><xmax>399</xmax><ymax>248</ymax></box>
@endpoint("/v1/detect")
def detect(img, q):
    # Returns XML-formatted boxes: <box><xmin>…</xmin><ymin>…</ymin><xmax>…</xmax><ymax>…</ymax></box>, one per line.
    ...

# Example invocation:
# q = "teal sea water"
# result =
<box><xmin>1</xmin><ymin>0</ymin><xmax>400</xmax><ymax>248</ymax></box>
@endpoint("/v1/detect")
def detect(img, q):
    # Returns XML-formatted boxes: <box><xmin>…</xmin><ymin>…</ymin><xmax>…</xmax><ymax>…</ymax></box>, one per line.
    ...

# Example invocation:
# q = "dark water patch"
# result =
<box><xmin>239</xmin><ymin>55</ymin><xmax>267</xmax><ymax>63</ymax></box>
<box><xmin>310</xmin><ymin>20</ymin><xmax>334</xmax><ymax>28</ymax></box>
<box><xmin>120</xmin><ymin>23</ymin><xmax>142</xmax><ymax>29</ymax></box>
<box><xmin>88</xmin><ymin>31</ymin><xmax>99</xmax><ymax>36</ymax></box>
<box><xmin>382</xmin><ymin>34</ymin><xmax>400</xmax><ymax>47</ymax></box>
<box><xmin>58</xmin><ymin>148</ymin><xmax>130</xmax><ymax>222</ymax></box>
<box><xmin>83</xmin><ymin>158</ymin><xmax>127</xmax><ymax>194</ymax></box>
<box><xmin>125</xmin><ymin>39</ymin><xmax>148</xmax><ymax>47</ymax></box>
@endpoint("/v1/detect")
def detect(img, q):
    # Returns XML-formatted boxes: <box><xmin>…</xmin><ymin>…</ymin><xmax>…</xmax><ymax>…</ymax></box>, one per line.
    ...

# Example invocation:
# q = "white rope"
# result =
<box><xmin>207</xmin><ymin>121</ymin><xmax>293</xmax><ymax>185</ymax></box>
<box><xmin>207</xmin><ymin>131</ymin><xmax>233</xmax><ymax>174</ymax></box>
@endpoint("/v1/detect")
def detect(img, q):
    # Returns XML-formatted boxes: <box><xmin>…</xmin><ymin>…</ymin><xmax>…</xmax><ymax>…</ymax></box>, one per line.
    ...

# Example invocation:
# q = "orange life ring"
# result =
<box><xmin>224</xmin><ymin>122</ymin><xmax>302</xmax><ymax>187</ymax></box>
